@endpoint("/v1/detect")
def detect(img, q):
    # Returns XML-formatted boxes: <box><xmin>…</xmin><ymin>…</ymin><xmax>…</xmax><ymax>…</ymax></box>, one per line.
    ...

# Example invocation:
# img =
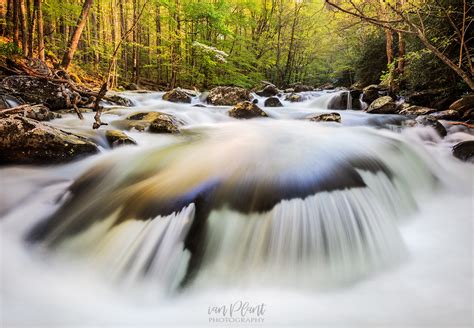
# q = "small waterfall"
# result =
<box><xmin>19</xmin><ymin>120</ymin><xmax>438</xmax><ymax>292</ymax></box>
<box><xmin>346</xmin><ymin>91</ymin><xmax>352</xmax><ymax>109</ymax></box>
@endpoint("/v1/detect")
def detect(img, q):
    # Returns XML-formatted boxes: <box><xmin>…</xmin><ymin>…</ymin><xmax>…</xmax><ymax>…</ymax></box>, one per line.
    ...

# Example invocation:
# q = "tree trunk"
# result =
<box><xmin>34</xmin><ymin>0</ymin><xmax>44</xmax><ymax>60</ymax></box>
<box><xmin>18</xmin><ymin>0</ymin><xmax>28</xmax><ymax>56</ymax></box>
<box><xmin>397</xmin><ymin>31</ymin><xmax>405</xmax><ymax>73</ymax></box>
<box><xmin>12</xmin><ymin>0</ymin><xmax>19</xmax><ymax>47</ymax></box>
<box><xmin>61</xmin><ymin>0</ymin><xmax>94</xmax><ymax>71</ymax></box>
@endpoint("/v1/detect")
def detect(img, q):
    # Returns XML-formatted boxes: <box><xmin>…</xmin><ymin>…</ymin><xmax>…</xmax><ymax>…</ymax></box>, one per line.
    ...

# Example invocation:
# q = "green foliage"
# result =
<box><xmin>0</xmin><ymin>42</ymin><xmax>22</xmax><ymax>57</ymax></box>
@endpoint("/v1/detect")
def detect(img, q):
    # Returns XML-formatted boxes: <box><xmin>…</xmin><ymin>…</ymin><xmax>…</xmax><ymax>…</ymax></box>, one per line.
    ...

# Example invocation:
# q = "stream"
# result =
<box><xmin>1</xmin><ymin>91</ymin><xmax>473</xmax><ymax>327</ymax></box>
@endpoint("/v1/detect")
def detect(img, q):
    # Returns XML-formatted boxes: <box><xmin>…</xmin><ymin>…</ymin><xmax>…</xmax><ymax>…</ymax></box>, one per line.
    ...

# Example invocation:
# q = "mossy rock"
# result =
<box><xmin>105</xmin><ymin>130</ymin><xmax>137</xmax><ymax>148</ymax></box>
<box><xmin>228</xmin><ymin>101</ymin><xmax>268</xmax><ymax>119</ymax></box>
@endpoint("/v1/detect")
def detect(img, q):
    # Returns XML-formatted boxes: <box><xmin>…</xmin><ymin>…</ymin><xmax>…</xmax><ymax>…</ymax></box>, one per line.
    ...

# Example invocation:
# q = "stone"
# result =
<box><xmin>0</xmin><ymin>104</ymin><xmax>59</xmax><ymax>121</ymax></box>
<box><xmin>228</xmin><ymin>101</ymin><xmax>268</xmax><ymax>119</ymax></box>
<box><xmin>207</xmin><ymin>86</ymin><xmax>252</xmax><ymax>106</ymax></box>
<box><xmin>162</xmin><ymin>88</ymin><xmax>192</xmax><ymax>103</ymax></box>
<box><xmin>0</xmin><ymin>116</ymin><xmax>98</xmax><ymax>164</ymax></box>
<box><xmin>112</xmin><ymin>111</ymin><xmax>183</xmax><ymax>133</ymax></box>
<box><xmin>293</xmin><ymin>84</ymin><xmax>313</xmax><ymax>92</ymax></box>
<box><xmin>105</xmin><ymin>130</ymin><xmax>137</xmax><ymax>147</ymax></box>
<box><xmin>398</xmin><ymin>105</ymin><xmax>437</xmax><ymax>116</ymax></box>
<box><xmin>308</xmin><ymin>112</ymin><xmax>341</xmax><ymax>123</ymax></box>
<box><xmin>264</xmin><ymin>97</ymin><xmax>283</xmax><ymax>107</ymax></box>
<box><xmin>105</xmin><ymin>94</ymin><xmax>134</xmax><ymax>107</ymax></box>
<box><xmin>429</xmin><ymin>109</ymin><xmax>461</xmax><ymax>121</ymax></box>
<box><xmin>256</xmin><ymin>84</ymin><xmax>279</xmax><ymax>97</ymax></box>
<box><xmin>366</xmin><ymin>96</ymin><xmax>397</xmax><ymax>114</ymax></box>
<box><xmin>448</xmin><ymin>95</ymin><xmax>474</xmax><ymax>119</ymax></box>
<box><xmin>0</xmin><ymin>75</ymin><xmax>75</xmax><ymax>110</ymax></box>
<box><xmin>452</xmin><ymin>140</ymin><xmax>474</xmax><ymax>162</ymax></box>
<box><xmin>362</xmin><ymin>85</ymin><xmax>385</xmax><ymax>105</ymax></box>
<box><xmin>285</xmin><ymin>93</ymin><xmax>305</xmax><ymax>102</ymax></box>
<box><xmin>415</xmin><ymin>115</ymin><xmax>447</xmax><ymax>137</ymax></box>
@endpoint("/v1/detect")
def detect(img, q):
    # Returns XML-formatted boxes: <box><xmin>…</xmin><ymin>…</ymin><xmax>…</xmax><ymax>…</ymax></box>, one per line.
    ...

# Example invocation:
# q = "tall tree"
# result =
<box><xmin>62</xmin><ymin>0</ymin><xmax>94</xmax><ymax>70</ymax></box>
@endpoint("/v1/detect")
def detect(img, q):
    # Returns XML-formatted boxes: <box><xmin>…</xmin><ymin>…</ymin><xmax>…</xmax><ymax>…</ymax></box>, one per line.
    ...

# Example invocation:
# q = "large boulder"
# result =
<box><xmin>448</xmin><ymin>95</ymin><xmax>474</xmax><ymax>120</ymax></box>
<box><xmin>362</xmin><ymin>85</ymin><xmax>386</xmax><ymax>105</ymax></box>
<box><xmin>105</xmin><ymin>130</ymin><xmax>137</xmax><ymax>148</ymax></box>
<box><xmin>366</xmin><ymin>96</ymin><xmax>397</xmax><ymax>114</ymax></box>
<box><xmin>162</xmin><ymin>88</ymin><xmax>192</xmax><ymax>103</ymax></box>
<box><xmin>207</xmin><ymin>86</ymin><xmax>252</xmax><ymax>106</ymax></box>
<box><xmin>308</xmin><ymin>112</ymin><xmax>341</xmax><ymax>123</ymax></box>
<box><xmin>405</xmin><ymin>89</ymin><xmax>452</xmax><ymax>109</ymax></box>
<box><xmin>0</xmin><ymin>75</ymin><xmax>75</xmax><ymax>110</ymax></box>
<box><xmin>0</xmin><ymin>116</ymin><xmax>98</xmax><ymax>164</ymax></box>
<box><xmin>105</xmin><ymin>94</ymin><xmax>134</xmax><ymax>107</ymax></box>
<box><xmin>429</xmin><ymin>109</ymin><xmax>461</xmax><ymax>121</ymax></box>
<box><xmin>264</xmin><ymin>97</ymin><xmax>283</xmax><ymax>107</ymax></box>
<box><xmin>228</xmin><ymin>101</ymin><xmax>268</xmax><ymax>119</ymax></box>
<box><xmin>285</xmin><ymin>93</ymin><xmax>307</xmax><ymax>102</ymax></box>
<box><xmin>452</xmin><ymin>140</ymin><xmax>474</xmax><ymax>162</ymax></box>
<box><xmin>256</xmin><ymin>84</ymin><xmax>279</xmax><ymax>97</ymax></box>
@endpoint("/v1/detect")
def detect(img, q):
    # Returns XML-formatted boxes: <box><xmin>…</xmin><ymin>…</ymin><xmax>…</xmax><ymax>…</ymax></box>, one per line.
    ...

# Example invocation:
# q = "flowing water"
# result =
<box><xmin>1</xmin><ymin>91</ymin><xmax>473</xmax><ymax>327</ymax></box>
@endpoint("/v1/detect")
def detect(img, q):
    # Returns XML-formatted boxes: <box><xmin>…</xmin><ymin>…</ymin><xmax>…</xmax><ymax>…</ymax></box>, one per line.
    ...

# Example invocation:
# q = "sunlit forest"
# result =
<box><xmin>0</xmin><ymin>1</ymin><xmax>473</xmax><ymax>327</ymax></box>
<box><xmin>1</xmin><ymin>0</ymin><xmax>472</xmax><ymax>93</ymax></box>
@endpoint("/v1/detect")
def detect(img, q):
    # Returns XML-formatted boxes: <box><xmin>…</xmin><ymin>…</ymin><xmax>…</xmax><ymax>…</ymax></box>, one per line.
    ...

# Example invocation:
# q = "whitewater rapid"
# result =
<box><xmin>0</xmin><ymin>91</ymin><xmax>472</xmax><ymax>327</ymax></box>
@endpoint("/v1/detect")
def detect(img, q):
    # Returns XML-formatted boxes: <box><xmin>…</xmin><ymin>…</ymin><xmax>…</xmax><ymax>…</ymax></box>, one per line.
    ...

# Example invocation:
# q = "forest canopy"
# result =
<box><xmin>0</xmin><ymin>0</ymin><xmax>472</xmax><ymax>93</ymax></box>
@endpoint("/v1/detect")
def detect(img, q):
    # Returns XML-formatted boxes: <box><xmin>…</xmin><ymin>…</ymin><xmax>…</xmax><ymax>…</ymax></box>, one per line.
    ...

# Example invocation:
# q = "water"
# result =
<box><xmin>1</xmin><ymin>91</ymin><xmax>473</xmax><ymax>327</ymax></box>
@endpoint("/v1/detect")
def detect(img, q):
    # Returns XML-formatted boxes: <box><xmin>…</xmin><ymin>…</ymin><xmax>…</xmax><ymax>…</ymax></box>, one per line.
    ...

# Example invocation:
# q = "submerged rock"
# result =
<box><xmin>452</xmin><ymin>140</ymin><xmax>474</xmax><ymax>162</ymax></box>
<box><xmin>228</xmin><ymin>101</ymin><xmax>268</xmax><ymax>119</ymax></box>
<box><xmin>162</xmin><ymin>88</ymin><xmax>192</xmax><ymax>103</ymax></box>
<box><xmin>415</xmin><ymin>115</ymin><xmax>447</xmax><ymax>137</ymax></box>
<box><xmin>105</xmin><ymin>130</ymin><xmax>137</xmax><ymax>148</ymax></box>
<box><xmin>264</xmin><ymin>97</ymin><xmax>283</xmax><ymax>107</ymax></box>
<box><xmin>308</xmin><ymin>112</ymin><xmax>341</xmax><ymax>123</ymax></box>
<box><xmin>366</xmin><ymin>96</ymin><xmax>397</xmax><ymax>114</ymax></box>
<box><xmin>0</xmin><ymin>116</ymin><xmax>98</xmax><ymax>164</ymax></box>
<box><xmin>207</xmin><ymin>86</ymin><xmax>252</xmax><ymax>106</ymax></box>
<box><xmin>256</xmin><ymin>84</ymin><xmax>279</xmax><ymax>97</ymax></box>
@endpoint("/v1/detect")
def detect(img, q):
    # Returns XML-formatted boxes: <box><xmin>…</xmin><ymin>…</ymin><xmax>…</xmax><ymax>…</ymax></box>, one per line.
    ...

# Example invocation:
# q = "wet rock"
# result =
<box><xmin>366</xmin><ymin>96</ymin><xmax>397</xmax><ymax>114</ymax></box>
<box><xmin>149</xmin><ymin>114</ymin><xmax>182</xmax><ymax>134</ymax></box>
<box><xmin>112</xmin><ymin>111</ymin><xmax>183</xmax><ymax>133</ymax></box>
<box><xmin>284</xmin><ymin>88</ymin><xmax>295</xmax><ymax>93</ymax></box>
<box><xmin>162</xmin><ymin>88</ymin><xmax>192</xmax><ymax>103</ymax></box>
<box><xmin>429</xmin><ymin>109</ymin><xmax>461</xmax><ymax>121</ymax></box>
<box><xmin>362</xmin><ymin>85</ymin><xmax>386</xmax><ymax>105</ymax></box>
<box><xmin>308</xmin><ymin>112</ymin><xmax>341</xmax><ymax>123</ymax></box>
<box><xmin>207</xmin><ymin>86</ymin><xmax>252</xmax><ymax>106</ymax></box>
<box><xmin>264</xmin><ymin>97</ymin><xmax>283</xmax><ymax>107</ymax></box>
<box><xmin>0</xmin><ymin>104</ymin><xmax>60</xmax><ymax>121</ymax></box>
<box><xmin>398</xmin><ymin>105</ymin><xmax>436</xmax><ymax>116</ymax></box>
<box><xmin>228</xmin><ymin>101</ymin><xmax>268</xmax><ymax>119</ymax></box>
<box><xmin>293</xmin><ymin>84</ymin><xmax>313</xmax><ymax>92</ymax></box>
<box><xmin>285</xmin><ymin>93</ymin><xmax>305</xmax><ymax>102</ymax></box>
<box><xmin>252</xmin><ymin>99</ymin><xmax>259</xmax><ymax>104</ymax></box>
<box><xmin>452</xmin><ymin>140</ymin><xmax>474</xmax><ymax>162</ymax></box>
<box><xmin>448</xmin><ymin>95</ymin><xmax>474</xmax><ymax>120</ymax></box>
<box><xmin>256</xmin><ymin>84</ymin><xmax>279</xmax><ymax>97</ymax></box>
<box><xmin>0</xmin><ymin>116</ymin><xmax>98</xmax><ymax>164</ymax></box>
<box><xmin>0</xmin><ymin>75</ymin><xmax>75</xmax><ymax>110</ymax></box>
<box><xmin>105</xmin><ymin>94</ymin><xmax>133</xmax><ymax>107</ymax></box>
<box><xmin>415</xmin><ymin>115</ymin><xmax>447</xmax><ymax>137</ymax></box>
<box><xmin>105</xmin><ymin>130</ymin><xmax>137</xmax><ymax>147</ymax></box>
<box><xmin>328</xmin><ymin>92</ymin><xmax>349</xmax><ymax>110</ymax></box>
<box><xmin>349</xmin><ymin>89</ymin><xmax>362</xmax><ymax>110</ymax></box>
